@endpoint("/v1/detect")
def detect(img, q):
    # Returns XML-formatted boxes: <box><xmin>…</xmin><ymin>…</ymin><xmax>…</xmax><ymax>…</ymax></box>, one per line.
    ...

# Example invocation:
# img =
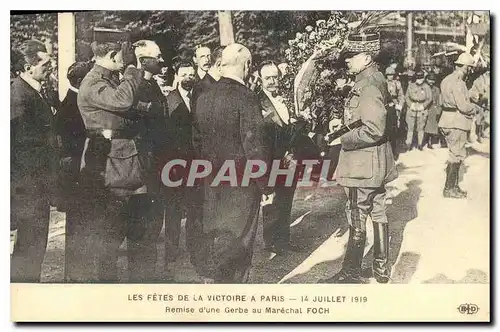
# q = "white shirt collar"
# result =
<box><xmin>68</xmin><ymin>85</ymin><xmax>79</xmax><ymax>93</ymax></box>
<box><xmin>20</xmin><ymin>72</ymin><xmax>42</xmax><ymax>93</ymax></box>
<box><xmin>263</xmin><ymin>88</ymin><xmax>290</xmax><ymax>124</ymax></box>
<box><xmin>197</xmin><ymin>68</ymin><xmax>207</xmax><ymax>79</ymax></box>
<box><xmin>223</xmin><ymin>74</ymin><xmax>246</xmax><ymax>86</ymax></box>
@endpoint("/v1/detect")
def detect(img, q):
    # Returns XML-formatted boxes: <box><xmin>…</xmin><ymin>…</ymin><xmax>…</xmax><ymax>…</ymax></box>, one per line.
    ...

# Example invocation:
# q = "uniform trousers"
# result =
<box><xmin>343</xmin><ymin>186</ymin><xmax>388</xmax><ymax>232</ymax></box>
<box><xmin>406</xmin><ymin>110</ymin><xmax>428</xmax><ymax>147</ymax></box>
<box><xmin>93</xmin><ymin>192</ymin><xmax>162</xmax><ymax>282</ymax></box>
<box><xmin>440</xmin><ymin>128</ymin><xmax>468</xmax><ymax>163</ymax></box>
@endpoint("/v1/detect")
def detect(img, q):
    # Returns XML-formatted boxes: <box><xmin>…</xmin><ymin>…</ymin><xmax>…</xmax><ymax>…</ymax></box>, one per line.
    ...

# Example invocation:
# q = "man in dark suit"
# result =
<box><xmin>257</xmin><ymin>60</ymin><xmax>306</xmax><ymax>256</ymax></box>
<box><xmin>163</xmin><ymin>62</ymin><xmax>203</xmax><ymax>273</ymax></box>
<box><xmin>55</xmin><ymin>61</ymin><xmax>93</xmax><ymax>282</ymax></box>
<box><xmin>190</xmin><ymin>45</ymin><xmax>224</xmax><ymax>111</ymax></box>
<box><xmin>193</xmin><ymin>43</ymin><xmax>274</xmax><ymax>283</ymax></box>
<box><xmin>11</xmin><ymin>39</ymin><xmax>58</xmax><ymax>282</ymax></box>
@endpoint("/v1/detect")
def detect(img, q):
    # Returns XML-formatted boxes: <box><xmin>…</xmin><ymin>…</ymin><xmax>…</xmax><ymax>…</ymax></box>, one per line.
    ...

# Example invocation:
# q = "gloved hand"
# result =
<box><xmin>121</xmin><ymin>42</ymin><xmax>137</xmax><ymax>68</ymax></box>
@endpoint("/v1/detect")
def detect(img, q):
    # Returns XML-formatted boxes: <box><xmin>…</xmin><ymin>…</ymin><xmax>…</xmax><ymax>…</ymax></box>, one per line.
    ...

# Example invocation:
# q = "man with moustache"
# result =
<box><xmin>193</xmin><ymin>43</ymin><xmax>274</xmax><ymax>283</ymax></box>
<box><xmin>191</xmin><ymin>45</ymin><xmax>224</xmax><ymax>111</ymax></box>
<box><xmin>438</xmin><ymin>52</ymin><xmax>476</xmax><ymax>199</ymax></box>
<box><xmin>257</xmin><ymin>60</ymin><xmax>307</xmax><ymax>256</ymax></box>
<box><xmin>193</xmin><ymin>46</ymin><xmax>212</xmax><ymax>81</ymax></box>
<box><xmin>11</xmin><ymin>39</ymin><xmax>58</xmax><ymax>282</ymax></box>
<box><xmin>162</xmin><ymin>62</ymin><xmax>203</xmax><ymax>274</ymax></box>
<box><xmin>319</xmin><ymin>32</ymin><xmax>398</xmax><ymax>284</ymax></box>
<box><xmin>77</xmin><ymin>30</ymin><xmax>155</xmax><ymax>282</ymax></box>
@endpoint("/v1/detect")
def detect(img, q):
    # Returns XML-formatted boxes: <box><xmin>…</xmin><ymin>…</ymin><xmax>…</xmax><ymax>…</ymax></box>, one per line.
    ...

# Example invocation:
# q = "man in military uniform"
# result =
<box><xmin>385</xmin><ymin>66</ymin><xmax>404</xmax><ymax>158</ymax></box>
<box><xmin>469</xmin><ymin>68</ymin><xmax>490</xmax><ymax>142</ymax></box>
<box><xmin>11</xmin><ymin>39</ymin><xmax>58</xmax><ymax>282</ymax></box>
<box><xmin>405</xmin><ymin>71</ymin><xmax>432</xmax><ymax>150</ymax></box>
<box><xmin>77</xmin><ymin>29</ymin><xmax>156</xmax><ymax>282</ymax></box>
<box><xmin>438</xmin><ymin>52</ymin><xmax>476</xmax><ymax>199</ymax></box>
<box><xmin>319</xmin><ymin>32</ymin><xmax>398</xmax><ymax>284</ymax></box>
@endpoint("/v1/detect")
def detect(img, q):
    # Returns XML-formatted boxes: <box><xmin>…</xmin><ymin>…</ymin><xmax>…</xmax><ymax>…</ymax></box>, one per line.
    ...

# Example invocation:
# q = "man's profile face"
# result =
<box><xmin>345</xmin><ymin>53</ymin><xmax>369</xmax><ymax>75</ymax></box>
<box><xmin>260</xmin><ymin>64</ymin><xmax>280</xmax><ymax>93</ymax></box>
<box><xmin>30</xmin><ymin>52</ymin><xmax>52</xmax><ymax>82</ymax></box>
<box><xmin>194</xmin><ymin>47</ymin><xmax>211</xmax><ymax>72</ymax></box>
<box><xmin>141</xmin><ymin>57</ymin><xmax>164</xmax><ymax>75</ymax></box>
<box><xmin>177</xmin><ymin>66</ymin><xmax>196</xmax><ymax>90</ymax></box>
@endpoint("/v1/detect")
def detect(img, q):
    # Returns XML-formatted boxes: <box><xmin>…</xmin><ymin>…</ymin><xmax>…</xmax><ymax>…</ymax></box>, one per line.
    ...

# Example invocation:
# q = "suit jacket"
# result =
<box><xmin>11</xmin><ymin>76</ymin><xmax>59</xmax><ymax>197</ymax></box>
<box><xmin>77</xmin><ymin>64</ymin><xmax>149</xmax><ymax>193</ymax></box>
<box><xmin>191</xmin><ymin>73</ymin><xmax>217</xmax><ymax>112</ymax></box>
<box><xmin>165</xmin><ymin>88</ymin><xmax>194</xmax><ymax>160</ymax></box>
<box><xmin>56</xmin><ymin>89</ymin><xmax>86</xmax><ymax>159</ymax></box>
<box><xmin>258</xmin><ymin>90</ymin><xmax>320</xmax><ymax>162</ymax></box>
<box><xmin>193</xmin><ymin>77</ymin><xmax>273</xmax><ymax>279</ymax></box>
<box><xmin>337</xmin><ymin>64</ymin><xmax>398</xmax><ymax>188</ymax></box>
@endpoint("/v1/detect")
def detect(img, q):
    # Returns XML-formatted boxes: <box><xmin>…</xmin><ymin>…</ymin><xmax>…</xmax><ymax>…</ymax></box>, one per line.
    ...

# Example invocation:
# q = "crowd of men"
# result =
<box><xmin>10</xmin><ymin>27</ymin><xmax>490</xmax><ymax>284</ymax></box>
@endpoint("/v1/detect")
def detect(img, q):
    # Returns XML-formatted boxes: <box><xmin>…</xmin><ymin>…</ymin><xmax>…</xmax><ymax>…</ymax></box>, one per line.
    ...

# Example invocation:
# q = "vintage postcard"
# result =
<box><xmin>10</xmin><ymin>10</ymin><xmax>490</xmax><ymax>322</ymax></box>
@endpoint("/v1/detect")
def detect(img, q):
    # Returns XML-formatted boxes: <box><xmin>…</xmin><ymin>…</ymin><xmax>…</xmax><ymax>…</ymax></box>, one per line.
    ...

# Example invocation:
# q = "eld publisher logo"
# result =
<box><xmin>457</xmin><ymin>303</ymin><xmax>479</xmax><ymax>315</ymax></box>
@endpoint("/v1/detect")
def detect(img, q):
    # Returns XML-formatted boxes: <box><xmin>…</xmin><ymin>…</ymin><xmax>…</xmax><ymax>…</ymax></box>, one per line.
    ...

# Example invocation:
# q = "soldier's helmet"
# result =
<box><xmin>455</xmin><ymin>52</ymin><xmax>475</xmax><ymax>67</ymax></box>
<box><xmin>133</xmin><ymin>40</ymin><xmax>164</xmax><ymax>62</ymax></box>
<box><xmin>342</xmin><ymin>32</ymin><xmax>381</xmax><ymax>57</ymax></box>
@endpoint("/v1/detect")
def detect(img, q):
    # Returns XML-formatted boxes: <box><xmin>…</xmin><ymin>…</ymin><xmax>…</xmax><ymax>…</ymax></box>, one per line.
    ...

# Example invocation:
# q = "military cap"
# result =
<box><xmin>343</xmin><ymin>32</ymin><xmax>381</xmax><ymax>55</ymax></box>
<box><xmin>92</xmin><ymin>27</ymin><xmax>130</xmax><ymax>44</ymax></box>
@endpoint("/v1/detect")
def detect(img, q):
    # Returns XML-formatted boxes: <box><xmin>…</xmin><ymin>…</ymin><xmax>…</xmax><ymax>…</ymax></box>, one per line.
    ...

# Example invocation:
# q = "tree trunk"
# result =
<box><xmin>218</xmin><ymin>11</ymin><xmax>235</xmax><ymax>46</ymax></box>
<box><xmin>57</xmin><ymin>12</ymin><xmax>76</xmax><ymax>101</ymax></box>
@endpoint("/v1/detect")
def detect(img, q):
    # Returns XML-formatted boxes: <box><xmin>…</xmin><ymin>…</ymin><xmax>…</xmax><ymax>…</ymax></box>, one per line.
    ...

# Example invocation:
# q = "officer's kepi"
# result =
<box><xmin>341</xmin><ymin>32</ymin><xmax>381</xmax><ymax>59</ymax></box>
<box><xmin>92</xmin><ymin>27</ymin><xmax>130</xmax><ymax>44</ymax></box>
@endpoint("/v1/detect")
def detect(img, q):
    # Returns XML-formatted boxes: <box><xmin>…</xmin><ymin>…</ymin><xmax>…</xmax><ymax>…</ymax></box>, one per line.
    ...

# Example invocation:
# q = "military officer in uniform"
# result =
<box><xmin>405</xmin><ymin>71</ymin><xmax>432</xmax><ymax>150</ymax></box>
<box><xmin>438</xmin><ymin>52</ymin><xmax>476</xmax><ymax>199</ymax></box>
<box><xmin>77</xmin><ymin>29</ymin><xmax>156</xmax><ymax>282</ymax></box>
<box><xmin>385</xmin><ymin>66</ymin><xmax>404</xmax><ymax>158</ymax></box>
<box><xmin>319</xmin><ymin>32</ymin><xmax>398</xmax><ymax>284</ymax></box>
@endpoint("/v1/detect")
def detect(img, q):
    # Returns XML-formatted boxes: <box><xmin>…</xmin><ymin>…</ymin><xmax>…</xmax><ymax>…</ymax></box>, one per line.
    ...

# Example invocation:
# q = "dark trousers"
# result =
<box><xmin>164</xmin><ymin>186</ymin><xmax>203</xmax><ymax>269</ymax></box>
<box><xmin>262</xmin><ymin>182</ymin><xmax>297</xmax><ymax>248</ymax></box>
<box><xmin>95</xmin><ymin>193</ymin><xmax>162</xmax><ymax>282</ymax></box>
<box><xmin>11</xmin><ymin>194</ymin><xmax>50</xmax><ymax>282</ymax></box>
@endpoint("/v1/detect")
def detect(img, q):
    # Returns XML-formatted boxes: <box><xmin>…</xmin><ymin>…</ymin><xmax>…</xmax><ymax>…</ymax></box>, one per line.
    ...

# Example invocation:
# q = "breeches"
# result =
<box><xmin>343</xmin><ymin>187</ymin><xmax>388</xmax><ymax>232</ymax></box>
<box><xmin>441</xmin><ymin>128</ymin><xmax>468</xmax><ymax>163</ymax></box>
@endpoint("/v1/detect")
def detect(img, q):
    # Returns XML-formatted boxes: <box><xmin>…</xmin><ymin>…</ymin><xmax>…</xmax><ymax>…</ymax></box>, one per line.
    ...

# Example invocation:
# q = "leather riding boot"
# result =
<box><xmin>443</xmin><ymin>163</ymin><xmax>464</xmax><ymax>199</ymax></box>
<box><xmin>454</xmin><ymin>162</ymin><xmax>467</xmax><ymax>197</ymax></box>
<box><xmin>372</xmin><ymin>222</ymin><xmax>391</xmax><ymax>283</ymax></box>
<box><xmin>318</xmin><ymin>227</ymin><xmax>366</xmax><ymax>284</ymax></box>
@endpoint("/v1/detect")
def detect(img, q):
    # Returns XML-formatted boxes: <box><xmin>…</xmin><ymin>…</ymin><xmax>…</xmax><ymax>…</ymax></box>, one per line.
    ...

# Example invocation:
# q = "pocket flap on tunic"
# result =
<box><xmin>107</xmin><ymin>139</ymin><xmax>138</xmax><ymax>159</ymax></box>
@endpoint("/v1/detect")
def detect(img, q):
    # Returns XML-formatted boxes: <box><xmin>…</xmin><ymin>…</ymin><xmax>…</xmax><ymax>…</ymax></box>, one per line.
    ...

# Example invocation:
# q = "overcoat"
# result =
<box><xmin>193</xmin><ymin>77</ymin><xmax>273</xmax><ymax>282</ymax></box>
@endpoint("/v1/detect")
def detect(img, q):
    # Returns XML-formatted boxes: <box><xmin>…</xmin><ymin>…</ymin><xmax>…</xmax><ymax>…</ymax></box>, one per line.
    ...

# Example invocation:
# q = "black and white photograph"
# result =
<box><xmin>9</xmin><ymin>9</ymin><xmax>491</xmax><ymax>322</ymax></box>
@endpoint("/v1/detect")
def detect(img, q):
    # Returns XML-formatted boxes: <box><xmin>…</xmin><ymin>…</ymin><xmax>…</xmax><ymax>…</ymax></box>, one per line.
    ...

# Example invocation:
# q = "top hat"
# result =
<box><xmin>342</xmin><ymin>32</ymin><xmax>381</xmax><ymax>56</ymax></box>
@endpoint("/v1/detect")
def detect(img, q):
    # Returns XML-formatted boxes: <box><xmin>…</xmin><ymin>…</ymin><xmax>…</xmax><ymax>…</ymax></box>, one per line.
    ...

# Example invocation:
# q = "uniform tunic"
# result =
<box><xmin>337</xmin><ymin>64</ymin><xmax>398</xmax><ymax>231</ymax></box>
<box><xmin>438</xmin><ymin>70</ymin><xmax>475</xmax><ymax>163</ymax></box>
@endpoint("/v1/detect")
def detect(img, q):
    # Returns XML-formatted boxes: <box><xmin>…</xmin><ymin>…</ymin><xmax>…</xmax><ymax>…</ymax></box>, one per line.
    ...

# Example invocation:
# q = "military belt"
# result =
<box><xmin>442</xmin><ymin>106</ymin><xmax>457</xmax><ymax>112</ymax></box>
<box><xmin>85</xmin><ymin>128</ymin><xmax>139</xmax><ymax>140</ymax></box>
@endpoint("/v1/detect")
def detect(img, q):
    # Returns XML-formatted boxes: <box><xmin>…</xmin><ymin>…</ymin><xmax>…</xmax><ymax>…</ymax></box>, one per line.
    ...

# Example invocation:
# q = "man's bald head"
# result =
<box><xmin>220</xmin><ymin>43</ymin><xmax>252</xmax><ymax>82</ymax></box>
